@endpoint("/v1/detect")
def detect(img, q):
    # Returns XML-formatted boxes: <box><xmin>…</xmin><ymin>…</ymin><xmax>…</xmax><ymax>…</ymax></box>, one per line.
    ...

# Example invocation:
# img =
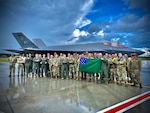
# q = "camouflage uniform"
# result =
<box><xmin>68</xmin><ymin>55</ymin><xmax>75</xmax><ymax>79</ymax></box>
<box><xmin>52</xmin><ymin>55</ymin><xmax>60</xmax><ymax>78</ymax></box>
<box><xmin>8</xmin><ymin>55</ymin><xmax>17</xmax><ymax>77</ymax></box>
<box><xmin>17</xmin><ymin>56</ymin><xmax>24</xmax><ymax>76</ymax></box>
<box><xmin>75</xmin><ymin>57</ymin><xmax>81</xmax><ymax>80</ymax></box>
<box><xmin>59</xmin><ymin>53</ymin><xmax>63</xmax><ymax>77</ymax></box>
<box><xmin>116</xmin><ymin>57</ymin><xmax>127</xmax><ymax>84</ymax></box>
<box><xmin>129</xmin><ymin>54</ymin><xmax>142</xmax><ymax>88</ymax></box>
<box><xmin>48</xmin><ymin>55</ymin><xmax>53</xmax><ymax>77</ymax></box>
<box><xmin>108</xmin><ymin>56</ymin><xmax>117</xmax><ymax>82</ymax></box>
<box><xmin>124</xmin><ymin>56</ymin><xmax>130</xmax><ymax>82</ymax></box>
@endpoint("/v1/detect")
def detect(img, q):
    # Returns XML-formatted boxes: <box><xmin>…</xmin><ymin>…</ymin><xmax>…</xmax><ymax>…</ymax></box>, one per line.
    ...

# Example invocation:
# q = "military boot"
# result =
<box><xmin>139</xmin><ymin>83</ymin><xmax>142</xmax><ymax>88</ymax></box>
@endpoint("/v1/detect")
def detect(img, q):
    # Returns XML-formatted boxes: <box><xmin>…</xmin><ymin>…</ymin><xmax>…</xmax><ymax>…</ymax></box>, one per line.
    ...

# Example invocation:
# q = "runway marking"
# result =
<box><xmin>126</xmin><ymin>82</ymin><xmax>150</xmax><ymax>89</ymax></box>
<box><xmin>143</xmin><ymin>86</ymin><xmax>150</xmax><ymax>89</ymax></box>
<box><xmin>97</xmin><ymin>91</ymin><xmax>150</xmax><ymax>113</ymax></box>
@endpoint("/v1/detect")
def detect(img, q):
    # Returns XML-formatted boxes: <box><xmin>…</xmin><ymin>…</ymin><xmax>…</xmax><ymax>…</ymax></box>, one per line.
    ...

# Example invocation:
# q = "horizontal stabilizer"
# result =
<box><xmin>32</xmin><ymin>39</ymin><xmax>47</xmax><ymax>48</ymax></box>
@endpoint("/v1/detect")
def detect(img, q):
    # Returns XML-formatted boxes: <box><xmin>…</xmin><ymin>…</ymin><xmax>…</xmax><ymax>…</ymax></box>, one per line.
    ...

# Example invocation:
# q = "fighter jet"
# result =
<box><xmin>4</xmin><ymin>32</ymin><xmax>144</xmax><ymax>55</ymax></box>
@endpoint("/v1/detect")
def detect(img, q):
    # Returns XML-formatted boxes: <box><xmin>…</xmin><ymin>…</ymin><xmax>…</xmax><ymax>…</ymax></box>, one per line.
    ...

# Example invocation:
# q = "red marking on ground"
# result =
<box><xmin>98</xmin><ymin>91</ymin><xmax>150</xmax><ymax>113</ymax></box>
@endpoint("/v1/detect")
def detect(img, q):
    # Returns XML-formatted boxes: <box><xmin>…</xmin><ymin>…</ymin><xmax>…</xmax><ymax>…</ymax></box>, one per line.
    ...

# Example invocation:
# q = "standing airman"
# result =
<box><xmin>33</xmin><ymin>54</ymin><xmax>41</xmax><ymax>77</ymax></box>
<box><xmin>129</xmin><ymin>53</ymin><xmax>142</xmax><ymax>88</ymax></box>
<box><xmin>108</xmin><ymin>54</ymin><xmax>117</xmax><ymax>82</ymax></box>
<box><xmin>17</xmin><ymin>55</ymin><xmax>24</xmax><ymax>77</ymax></box>
<box><xmin>49</xmin><ymin>55</ymin><xmax>54</xmax><ymax>78</ymax></box>
<box><xmin>68</xmin><ymin>54</ymin><xmax>75</xmax><ymax>79</ymax></box>
<box><xmin>25</xmin><ymin>53</ymin><xmax>33</xmax><ymax>77</ymax></box>
<box><xmin>60</xmin><ymin>54</ymin><xmax>69</xmax><ymax>79</ymax></box>
<box><xmin>52</xmin><ymin>54</ymin><xmax>60</xmax><ymax>78</ymax></box>
<box><xmin>116</xmin><ymin>53</ymin><xmax>127</xmax><ymax>85</ymax></box>
<box><xmin>8</xmin><ymin>54</ymin><xmax>17</xmax><ymax>77</ymax></box>
<box><xmin>98</xmin><ymin>53</ymin><xmax>109</xmax><ymax>84</ymax></box>
<box><xmin>40</xmin><ymin>54</ymin><xmax>48</xmax><ymax>77</ymax></box>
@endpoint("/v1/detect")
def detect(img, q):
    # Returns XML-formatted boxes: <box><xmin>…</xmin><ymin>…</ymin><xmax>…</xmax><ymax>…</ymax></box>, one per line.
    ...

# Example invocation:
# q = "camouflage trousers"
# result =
<box><xmin>87</xmin><ymin>73</ymin><xmax>94</xmax><ymax>82</ymax></box>
<box><xmin>75</xmin><ymin>67</ymin><xmax>82</xmax><ymax>80</ymax></box>
<box><xmin>9</xmin><ymin>64</ymin><xmax>15</xmax><ymax>76</ymax></box>
<box><xmin>52</xmin><ymin>66</ymin><xmax>60</xmax><ymax>78</ymax></box>
<box><xmin>69</xmin><ymin>64</ymin><xmax>75</xmax><ymax>79</ymax></box>
<box><xmin>117</xmin><ymin>66</ymin><xmax>127</xmax><ymax>82</ymax></box>
<box><xmin>49</xmin><ymin>65</ymin><xmax>53</xmax><ymax>77</ymax></box>
<box><xmin>18</xmin><ymin>63</ymin><xmax>23</xmax><ymax>76</ymax></box>
<box><xmin>109</xmin><ymin>67</ymin><xmax>117</xmax><ymax>81</ymax></box>
<box><xmin>130</xmin><ymin>69</ymin><xmax>141</xmax><ymax>85</ymax></box>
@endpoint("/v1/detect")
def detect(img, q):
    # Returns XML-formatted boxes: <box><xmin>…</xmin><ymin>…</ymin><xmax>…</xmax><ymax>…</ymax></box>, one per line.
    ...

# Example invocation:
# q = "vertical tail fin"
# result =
<box><xmin>12</xmin><ymin>33</ymin><xmax>38</xmax><ymax>49</ymax></box>
<box><xmin>32</xmin><ymin>39</ymin><xmax>47</xmax><ymax>48</ymax></box>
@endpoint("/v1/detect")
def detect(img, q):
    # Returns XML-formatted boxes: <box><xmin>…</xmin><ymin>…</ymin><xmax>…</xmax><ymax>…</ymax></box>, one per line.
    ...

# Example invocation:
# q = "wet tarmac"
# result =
<box><xmin>0</xmin><ymin>61</ymin><xmax>150</xmax><ymax>113</ymax></box>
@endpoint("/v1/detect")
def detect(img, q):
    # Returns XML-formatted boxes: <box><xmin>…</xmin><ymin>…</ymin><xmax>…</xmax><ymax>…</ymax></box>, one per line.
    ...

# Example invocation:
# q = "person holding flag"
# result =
<box><xmin>98</xmin><ymin>53</ymin><xmax>109</xmax><ymax>84</ymax></box>
<box><xmin>79</xmin><ymin>53</ymin><xmax>102</xmax><ymax>82</ymax></box>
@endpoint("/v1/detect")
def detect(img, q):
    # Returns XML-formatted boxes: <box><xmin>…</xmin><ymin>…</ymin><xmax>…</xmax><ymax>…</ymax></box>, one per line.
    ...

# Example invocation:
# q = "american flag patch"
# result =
<box><xmin>79</xmin><ymin>58</ymin><xmax>86</xmax><ymax>65</ymax></box>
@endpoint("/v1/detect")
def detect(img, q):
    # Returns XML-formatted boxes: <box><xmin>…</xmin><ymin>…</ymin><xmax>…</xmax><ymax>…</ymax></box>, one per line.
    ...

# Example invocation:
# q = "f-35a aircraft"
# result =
<box><xmin>4</xmin><ymin>32</ymin><xmax>143</xmax><ymax>55</ymax></box>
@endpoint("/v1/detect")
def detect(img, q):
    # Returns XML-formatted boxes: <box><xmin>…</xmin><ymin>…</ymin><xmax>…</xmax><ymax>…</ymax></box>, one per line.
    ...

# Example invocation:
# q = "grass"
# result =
<box><xmin>138</xmin><ymin>57</ymin><xmax>150</xmax><ymax>60</ymax></box>
<box><xmin>0</xmin><ymin>58</ymin><xmax>8</xmax><ymax>62</ymax></box>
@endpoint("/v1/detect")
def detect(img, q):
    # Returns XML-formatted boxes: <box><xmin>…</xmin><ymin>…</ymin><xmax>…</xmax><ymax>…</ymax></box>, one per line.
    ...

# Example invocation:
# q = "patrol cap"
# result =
<box><xmin>131</xmin><ymin>53</ymin><xmax>137</xmax><ymax>56</ymax></box>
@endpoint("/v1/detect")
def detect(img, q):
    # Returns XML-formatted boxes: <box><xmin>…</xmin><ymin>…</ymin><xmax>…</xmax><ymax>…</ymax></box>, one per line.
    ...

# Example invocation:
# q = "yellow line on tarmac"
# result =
<box><xmin>126</xmin><ymin>82</ymin><xmax>150</xmax><ymax>89</ymax></box>
<box><xmin>142</xmin><ymin>86</ymin><xmax>150</xmax><ymax>89</ymax></box>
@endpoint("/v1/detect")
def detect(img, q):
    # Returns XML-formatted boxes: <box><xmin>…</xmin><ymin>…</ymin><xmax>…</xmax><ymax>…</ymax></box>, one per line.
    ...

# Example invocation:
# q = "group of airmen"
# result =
<box><xmin>8</xmin><ymin>51</ymin><xmax>142</xmax><ymax>88</ymax></box>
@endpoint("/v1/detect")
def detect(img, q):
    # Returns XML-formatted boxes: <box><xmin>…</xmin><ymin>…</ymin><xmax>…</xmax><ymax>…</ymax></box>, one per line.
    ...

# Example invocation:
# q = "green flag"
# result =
<box><xmin>79</xmin><ymin>58</ymin><xmax>101</xmax><ymax>73</ymax></box>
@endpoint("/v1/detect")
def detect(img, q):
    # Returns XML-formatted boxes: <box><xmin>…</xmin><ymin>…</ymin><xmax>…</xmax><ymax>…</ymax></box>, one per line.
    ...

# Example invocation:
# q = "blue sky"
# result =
<box><xmin>0</xmin><ymin>0</ymin><xmax>150</xmax><ymax>49</ymax></box>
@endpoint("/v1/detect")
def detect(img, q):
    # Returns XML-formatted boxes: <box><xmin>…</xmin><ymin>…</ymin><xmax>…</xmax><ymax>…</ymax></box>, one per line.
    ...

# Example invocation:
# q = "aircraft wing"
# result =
<box><xmin>3</xmin><ymin>49</ymin><xmax>24</xmax><ymax>53</ymax></box>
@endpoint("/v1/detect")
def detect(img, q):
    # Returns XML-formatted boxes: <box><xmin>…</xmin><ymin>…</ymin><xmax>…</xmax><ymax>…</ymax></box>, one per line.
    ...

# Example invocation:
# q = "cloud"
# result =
<box><xmin>75</xmin><ymin>18</ymin><xmax>92</xmax><ymax>28</ymax></box>
<box><xmin>111</xmin><ymin>14</ymin><xmax>150</xmax><ymax>33</ymax></box>
<box><xmin>72</xmin><ymin>29</ymin><xmax>89</xmax><ymax>37</ymax></box>
<box><xmin>87</xmin><ymin>23</ymin><xmax>99</xmax><ymax>33</ymax></box>
<box><xmin>0</xmin><ymin>0</ymin><xmax>94</xmax><ymax>48</ymax></box>
<box><xmin>123</xmin><ymin>0</ymin><xmax>150</xmax><ymax>13</ymax></box>
<box><xmin>97</xmin><ymin>30</ymin><xmax>104</xmax><ymax>37</ymax></box>
<box><xmin>67</xmin><ymin>29</ymin><xmax>89</xmax><ymax>44</ymax></box>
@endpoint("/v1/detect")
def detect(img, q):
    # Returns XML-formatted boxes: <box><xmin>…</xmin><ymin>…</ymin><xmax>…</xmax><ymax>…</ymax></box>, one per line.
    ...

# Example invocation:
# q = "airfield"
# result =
<box><xmin>0</xmin><ymin>60</ymin><xmax>150</xmax><ymax>113</ymax></box>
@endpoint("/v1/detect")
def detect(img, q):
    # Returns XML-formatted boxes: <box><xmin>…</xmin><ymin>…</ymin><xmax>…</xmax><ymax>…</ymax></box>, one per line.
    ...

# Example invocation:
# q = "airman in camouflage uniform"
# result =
<box><xmin>124</xmin><ymin>54</ymin><xmax>130</xmax><ymax>82</ymax></box>
<box><xmin>68</xmin><ymin>54</ymin><xmax>75</xmax><ymax>79</ymax></box>
<box><xmin>116</xmin><ymin>53</ymin><xmax>127</xmax><ymax>85</ymax></box>
<box><xmin>129</xmin><ymin>53</ymin><xmax>142</xmax><ymax>88</ymax></box>
<box><xmin>59</xmin><ymin>53</ymin><xmax>63</xmax><ymax>77</ymax></box>
<box><xmin>74</xmin><ymin>54</ymin><xmax>81</xmax><ymax>80</ymax></box>
<box><xmin>49</xmin><ymin>55</ymin><xmax>54</xmax><ymax>78</ymax></box>
<box><xmin>52</xmin><ymin>54</ymin><xmax>60</xmax><ymax>78</ymax></box>
<box><xmin>8</xmin><ymin>54</ymin><xmax>17</xmax><ymax>77</ymax></box>
<box><xmin>17</xmin><ymin>55</ymin><xmax>24</xmax><ymax>77</ymax></box>
<box><xmin>108</xmin><ymin>54</ymin><xmax>117</xmax><ymax>82</ymax></box>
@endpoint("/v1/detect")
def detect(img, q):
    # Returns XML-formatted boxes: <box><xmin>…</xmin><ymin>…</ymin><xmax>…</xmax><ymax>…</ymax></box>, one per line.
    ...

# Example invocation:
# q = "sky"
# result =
<box><xmin>0</xmin><ymin>0</ymin><xmax>150</xmax><ymax>49</ymax></box>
